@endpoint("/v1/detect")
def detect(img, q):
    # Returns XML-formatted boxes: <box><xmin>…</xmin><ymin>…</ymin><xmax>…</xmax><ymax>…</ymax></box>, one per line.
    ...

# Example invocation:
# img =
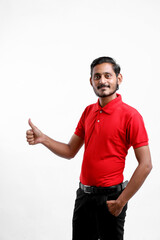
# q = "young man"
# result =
<box><xmin>26</xmin><ymin>57</ymin><xmax>152</xmax><ymax>240</ymax></box>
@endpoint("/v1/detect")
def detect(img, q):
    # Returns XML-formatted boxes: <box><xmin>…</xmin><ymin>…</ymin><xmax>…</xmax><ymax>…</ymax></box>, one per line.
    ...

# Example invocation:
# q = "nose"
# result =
<box><xmin>99</xmin><ymin>75</ymin><xmax>107</xmax><ymax>84</ymax></box>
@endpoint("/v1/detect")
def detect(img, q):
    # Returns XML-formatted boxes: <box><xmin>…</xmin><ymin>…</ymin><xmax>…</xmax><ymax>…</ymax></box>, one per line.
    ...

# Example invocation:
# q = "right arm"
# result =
<box><xmin>26</xmin><ymin>119</ymin><xmax>84</xmax><ymax>160</ymax></box>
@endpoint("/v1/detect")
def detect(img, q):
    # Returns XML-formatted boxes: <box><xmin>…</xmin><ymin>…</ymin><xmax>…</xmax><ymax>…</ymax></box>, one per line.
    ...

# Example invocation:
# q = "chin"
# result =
<box><xmin>100</xmin><ymin>95</ymin><xmax>109</xmax><ymax>98</ymax></box>
<box><xmin>100</xmin><ymin>91</ymin><xmax>117</xmax><ymax>98</ymax></box>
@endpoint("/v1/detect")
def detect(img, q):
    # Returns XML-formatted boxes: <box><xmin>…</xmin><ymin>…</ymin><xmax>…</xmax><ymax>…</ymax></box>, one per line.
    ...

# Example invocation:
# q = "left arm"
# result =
<box><xmin>107</xmin><ymin>145</ymin><xmax>152</xmax><ymax>216</ymax></box>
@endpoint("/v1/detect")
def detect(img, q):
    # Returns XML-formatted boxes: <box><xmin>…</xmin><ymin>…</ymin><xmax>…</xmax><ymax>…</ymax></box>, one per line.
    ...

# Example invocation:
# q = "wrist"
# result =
<box><xmin>40</xmin><ymin>133</ymin><xmax>48</xmax><ymax>145</ymax></box>
<box><xmin>116</xmin><ymin>195</ymin><xmax>127</xmax><ymax>208</ymax></box>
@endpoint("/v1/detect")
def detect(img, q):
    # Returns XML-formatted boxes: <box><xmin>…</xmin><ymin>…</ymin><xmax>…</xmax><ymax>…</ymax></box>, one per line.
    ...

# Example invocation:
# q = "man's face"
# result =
<box><xmin>90</xmin><ymin>63</ymin><xmax>122</xmax><ymax>98</ymax></box>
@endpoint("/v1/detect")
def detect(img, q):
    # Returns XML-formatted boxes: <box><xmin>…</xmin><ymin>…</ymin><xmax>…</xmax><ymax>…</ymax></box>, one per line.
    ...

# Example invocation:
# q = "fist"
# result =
<box><xmin>26</xmin><ymin>119</ymin><xmax>43</xmax><ymax>145</ymax></box>
<box><xmin>106</xmin><ymin>200</ymin><xmax>123</xmax><ymax>217</ymax></box>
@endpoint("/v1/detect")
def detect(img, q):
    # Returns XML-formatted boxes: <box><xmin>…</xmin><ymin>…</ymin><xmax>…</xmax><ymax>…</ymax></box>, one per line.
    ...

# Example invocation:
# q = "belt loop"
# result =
<box><xmin>122</xmin><ymin>180</ymin><xmax>128</xmax><ymax>190</ymax></box>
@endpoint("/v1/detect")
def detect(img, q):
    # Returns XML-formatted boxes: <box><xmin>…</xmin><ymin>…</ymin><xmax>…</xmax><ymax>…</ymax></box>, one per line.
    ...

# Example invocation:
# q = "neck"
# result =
<box><xmin>99</xmin><ymin>93</ymin><xmax>117</xmax><ymax>108</ymax></box>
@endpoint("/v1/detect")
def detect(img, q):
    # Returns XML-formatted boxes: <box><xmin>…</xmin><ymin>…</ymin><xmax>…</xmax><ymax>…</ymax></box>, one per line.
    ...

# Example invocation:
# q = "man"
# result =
<box><xmin>26</xmin><ymin>56</ymin><xmax>152</xmax><ymax>240</ymax></box>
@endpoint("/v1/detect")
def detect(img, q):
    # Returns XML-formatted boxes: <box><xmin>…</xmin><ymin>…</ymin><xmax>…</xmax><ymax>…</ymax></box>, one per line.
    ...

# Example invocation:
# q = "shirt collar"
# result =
<box><xmin>94</xmin><ymin>93</ymin><xmax>122</xmax><ymax>114</ymax></box>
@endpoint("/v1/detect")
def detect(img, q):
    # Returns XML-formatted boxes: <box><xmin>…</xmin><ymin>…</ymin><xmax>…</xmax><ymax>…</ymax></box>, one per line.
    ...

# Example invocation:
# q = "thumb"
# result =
<box><xmin>28</xmin><ymin>118</ymin><xmax>37</xmax><ymax>130</ymax></box>
<box><xmin>107</xmin><ymin>200</ymin><xmax>115</xmax><ymax>204</ymax></box>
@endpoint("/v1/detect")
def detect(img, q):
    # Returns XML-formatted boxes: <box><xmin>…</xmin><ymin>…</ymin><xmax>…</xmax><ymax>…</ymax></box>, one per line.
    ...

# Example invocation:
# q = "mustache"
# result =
<box><xmin>97</xmin><ymin>84</ymin><xmax>110</xmax><ymax>90</ymax></box>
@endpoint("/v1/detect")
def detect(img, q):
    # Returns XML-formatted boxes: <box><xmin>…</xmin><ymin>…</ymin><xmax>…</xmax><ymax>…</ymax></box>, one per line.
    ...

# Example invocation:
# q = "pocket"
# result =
<box><xmin>118</xmin><ymin>202</ymin><xmax>128</xmax><ymax>219</ymax></box>
<box><xmin>105</xmin><ymin>192</ymin><xmax>128</xmax><ymax>219</ymax></box>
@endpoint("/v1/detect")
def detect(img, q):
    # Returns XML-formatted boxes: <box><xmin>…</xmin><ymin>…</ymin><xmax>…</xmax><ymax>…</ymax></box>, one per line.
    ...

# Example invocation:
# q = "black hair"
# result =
<box><xmin>90</xmin><ymin>56</ymin><xmax>121</xmax><ymax>77</ymax></box>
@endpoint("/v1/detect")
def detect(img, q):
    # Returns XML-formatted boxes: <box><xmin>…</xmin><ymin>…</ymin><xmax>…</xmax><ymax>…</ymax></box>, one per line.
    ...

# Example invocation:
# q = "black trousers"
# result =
<box><xmin>72</xmin><ymin>187</ymin><xmax>128</xmax><ymax>240</ymax></box>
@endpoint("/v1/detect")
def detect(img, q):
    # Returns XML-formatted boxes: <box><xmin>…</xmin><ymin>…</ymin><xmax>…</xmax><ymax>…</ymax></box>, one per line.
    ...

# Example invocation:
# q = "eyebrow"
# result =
<box><xmin>94</xmin><ymin>72</ymin><xmax>112</xmax><ymax>76</ymax></box>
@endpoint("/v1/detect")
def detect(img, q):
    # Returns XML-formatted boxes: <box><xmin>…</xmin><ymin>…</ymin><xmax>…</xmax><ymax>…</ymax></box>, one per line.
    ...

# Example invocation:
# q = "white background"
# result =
<box><xmin>0</xmin><ymin>0</ymin><xmax>160</xmax><ymax>239</ymax></box>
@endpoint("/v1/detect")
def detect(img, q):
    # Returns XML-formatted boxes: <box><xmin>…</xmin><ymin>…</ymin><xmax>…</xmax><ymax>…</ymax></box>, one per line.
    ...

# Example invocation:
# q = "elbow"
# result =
<box><xmin>66</xmin><ymin>152</ymin><xmax>76</xmax><ymax>160</ymax></box>
<box><xmin>148</xmin><ymin>162</ymin><xmax>153</xmax><ymax>173</ymax></box>
<box><xmin>145</xmin><ymin>161</ymin><xmax>153</xmax><ymax>175</ymax></box>
<box><xmin>66</xmin><ymin>156</ymin><xmax>73</xmax><ymax>160</ymax></box>
<box><xmin>66</xmin><ymin>146</ymin><xmax>77</xmax><ymax>160</ymax></box>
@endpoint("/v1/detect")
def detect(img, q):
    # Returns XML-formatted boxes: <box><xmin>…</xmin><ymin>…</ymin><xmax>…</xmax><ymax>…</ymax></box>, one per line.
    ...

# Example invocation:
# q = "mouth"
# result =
<box><xmin>97</xmin><ymin>85</ymin><xmax>110</xmax><ymax>90</ymax></box>
<box><xmin>101</xmin><ymin>86</ymin><xmax>108</xmax><ymax>89</ymax></box>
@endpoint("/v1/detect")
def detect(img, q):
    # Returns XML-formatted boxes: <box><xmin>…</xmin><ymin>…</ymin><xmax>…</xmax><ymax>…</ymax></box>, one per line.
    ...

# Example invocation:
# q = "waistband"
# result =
<box><xmin>79</xmin><ymin>181</ymin><xmax>128</xmax><ymax>195</ymax></box>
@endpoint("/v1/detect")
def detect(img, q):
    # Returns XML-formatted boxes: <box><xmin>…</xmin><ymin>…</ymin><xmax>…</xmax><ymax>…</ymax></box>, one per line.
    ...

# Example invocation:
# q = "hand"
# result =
<box><xmin>26</xmin><ymin>119</ymin><xmax>44</xmax><ymax>145</ymax></box>
<box><xmin>106</xmin><ymin>200</ymin><xmax>123</xmax><ymax>217</ymax></box>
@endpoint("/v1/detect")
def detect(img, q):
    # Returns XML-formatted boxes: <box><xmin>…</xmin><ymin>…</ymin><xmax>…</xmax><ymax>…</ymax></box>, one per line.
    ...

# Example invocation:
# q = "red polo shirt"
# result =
<box><xmin>74</xmin><ymin>94</ymin><xmax>149</xmax><ymax>187</ymax></box>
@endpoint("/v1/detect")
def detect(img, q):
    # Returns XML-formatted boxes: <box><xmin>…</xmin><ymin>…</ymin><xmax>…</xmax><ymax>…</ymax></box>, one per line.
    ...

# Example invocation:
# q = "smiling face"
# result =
<box><xmin>90</xmin><ymin>62</ymin><xmax>122</xmax><ymax>98</ymax></box>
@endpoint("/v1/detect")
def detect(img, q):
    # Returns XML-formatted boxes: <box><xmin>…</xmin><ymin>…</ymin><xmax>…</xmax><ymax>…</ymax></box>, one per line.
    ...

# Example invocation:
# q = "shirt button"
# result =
<box><xmin>97</xmin><ymin>120</ymin><xmax>100</xmax><ymax>122</ymax></box>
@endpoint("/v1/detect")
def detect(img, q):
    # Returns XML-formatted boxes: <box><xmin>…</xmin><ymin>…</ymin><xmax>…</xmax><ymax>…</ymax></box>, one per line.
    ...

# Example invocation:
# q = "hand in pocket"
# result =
<box><xmin>106</xmin><ymin>200</ymin><xmax>124</xmax><ymax>217</ymax></box>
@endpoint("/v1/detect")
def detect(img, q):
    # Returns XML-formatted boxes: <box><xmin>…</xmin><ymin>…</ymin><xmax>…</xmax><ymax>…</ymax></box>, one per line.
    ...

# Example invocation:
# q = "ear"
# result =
<box><xmin>117</xmin><ymin>73</ymin><xmax>123</xmax><ymax>85</ymax></box>
<box><xmin>90</xmin><ymin>77</ymin><xmax>93</xmax><ymax>86</ymax></box>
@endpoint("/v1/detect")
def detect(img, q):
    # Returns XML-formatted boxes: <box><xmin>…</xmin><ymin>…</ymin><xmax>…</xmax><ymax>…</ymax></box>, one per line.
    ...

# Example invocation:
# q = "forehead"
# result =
<box><xmin>92</xmin><ymin>63</ymin><xmax>115</xmax><ymax>75</ymax></box>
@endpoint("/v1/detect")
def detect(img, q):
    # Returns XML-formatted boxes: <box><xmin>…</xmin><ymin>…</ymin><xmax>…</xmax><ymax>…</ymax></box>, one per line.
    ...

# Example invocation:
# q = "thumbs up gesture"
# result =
<box><xmin>26</xmin><ymin>119</ymin><xmax>44</xmax><ymax>145</ymax></box>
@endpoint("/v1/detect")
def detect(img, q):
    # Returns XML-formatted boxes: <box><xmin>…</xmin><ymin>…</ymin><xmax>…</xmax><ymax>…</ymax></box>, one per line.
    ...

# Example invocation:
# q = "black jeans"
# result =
<box><xmin>72</xmin><ymin>187</ymin><xmax>128</xmax><ymax>240</ymax></box>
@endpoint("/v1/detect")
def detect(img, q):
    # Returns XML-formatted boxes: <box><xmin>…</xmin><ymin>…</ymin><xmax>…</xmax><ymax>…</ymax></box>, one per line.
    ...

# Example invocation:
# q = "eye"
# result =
<box><xmin>94</xmin><ymin>75</ymin><xmax>101</xmax><ymax>80</ymax></box>
<box><xmin>105</xmin><ymin>74</ymin><xmax>112</xmax><ymax>79</ymax></box>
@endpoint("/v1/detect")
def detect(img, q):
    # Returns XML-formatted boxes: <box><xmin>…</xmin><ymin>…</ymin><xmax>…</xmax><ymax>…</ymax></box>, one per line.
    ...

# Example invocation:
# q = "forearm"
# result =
<box><xmin>117</xmin><ymin>162</ymin><xmax>152</xmax><ymax>207</ymax></box>
<box><xmin>26</xmin><ymin>119</ymin><xmax>84</xmax><ymax>159</ymax></box>
<box><xmin>41</xmin><ymin>134</ymin><xmax>74</xmax><ymax>159</ymax></box>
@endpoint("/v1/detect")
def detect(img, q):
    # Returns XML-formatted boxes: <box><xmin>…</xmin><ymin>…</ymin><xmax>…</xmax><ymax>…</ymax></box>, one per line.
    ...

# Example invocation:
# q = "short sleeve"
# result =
<box><xmin>74</xmin><ymin>109</ymin><xmax>86</xmax><ymax>139</ymax></box>
<box><xmin>126</xmin><ymin>111</ymin><xmax>149</xmax><ymax>149</ymax></box>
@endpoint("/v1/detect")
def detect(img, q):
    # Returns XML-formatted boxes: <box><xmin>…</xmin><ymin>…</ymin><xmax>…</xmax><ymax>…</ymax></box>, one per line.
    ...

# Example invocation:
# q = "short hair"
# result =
<box><xmin>90</xmin><ymin>56</ymin><xmax>121</xmax><ymax>77</ymax></box>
